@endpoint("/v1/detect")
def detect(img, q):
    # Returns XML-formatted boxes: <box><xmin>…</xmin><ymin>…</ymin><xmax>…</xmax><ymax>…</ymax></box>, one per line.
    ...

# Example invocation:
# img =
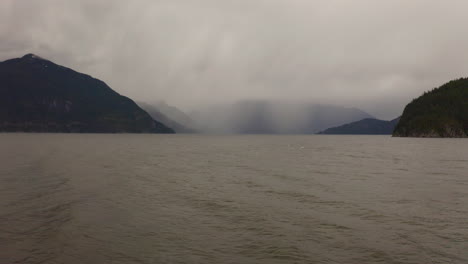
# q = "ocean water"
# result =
<box><xmin>0</xmin><ymin>134</ymin><xmax>467</xmax><ymax>264</ymax></box>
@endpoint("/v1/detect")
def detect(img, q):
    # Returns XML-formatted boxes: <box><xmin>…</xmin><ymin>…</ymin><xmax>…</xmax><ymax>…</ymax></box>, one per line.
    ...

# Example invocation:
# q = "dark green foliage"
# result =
<box><xmin>0</xmin><ymin>54</ymin><xmax>174</xmax><ymax>133</ymax></box>
<box><xmin>318</xmin><ymin>117</ymin><xmax>400</xmax><ymax>135</ymax></box>
<box><xmin>393</xmin><ymin>78</ymin><xmax>468</xmax><ymax>137</ymax></box>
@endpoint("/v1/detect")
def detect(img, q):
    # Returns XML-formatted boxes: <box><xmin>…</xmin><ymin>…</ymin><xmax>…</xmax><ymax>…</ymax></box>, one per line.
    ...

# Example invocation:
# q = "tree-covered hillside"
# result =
<box><xmin>0</xmin><ymin>54</ymin><xmax>174</xmax><ymax>133</ymax></box>
<box><xmin>393</xmin><ymin>78</ymin><xmax>468</xmax><ymax>137</ymax></box>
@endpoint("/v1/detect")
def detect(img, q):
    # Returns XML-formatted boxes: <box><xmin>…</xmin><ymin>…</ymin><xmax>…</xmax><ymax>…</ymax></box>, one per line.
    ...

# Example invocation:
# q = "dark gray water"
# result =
<box><xmin>1</xmin><ymin>134</ymin><xmax>467</xmax><ymax>264</ymax></box>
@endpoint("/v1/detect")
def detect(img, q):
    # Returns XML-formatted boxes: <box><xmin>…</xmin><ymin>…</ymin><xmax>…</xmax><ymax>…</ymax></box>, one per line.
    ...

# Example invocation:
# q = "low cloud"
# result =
<box><xmin>2</xmin><ymin>0</ymin><xmax>468</xmax><ymax>119</ymax></box>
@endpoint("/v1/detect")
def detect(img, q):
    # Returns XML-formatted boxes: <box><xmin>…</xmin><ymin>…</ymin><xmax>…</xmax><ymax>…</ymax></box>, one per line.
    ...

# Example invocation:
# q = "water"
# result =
<box><xmin>0</xmin><ymin>134</ymin><xmax>467</xmax><ymax>264</ymax></box>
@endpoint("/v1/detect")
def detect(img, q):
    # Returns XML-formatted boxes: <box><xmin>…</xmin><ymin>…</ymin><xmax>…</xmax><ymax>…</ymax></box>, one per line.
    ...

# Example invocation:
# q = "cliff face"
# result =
<box><xmin>394</xmin><ymin>124</ymin><xmax>467</xmax><ymax>138</ymax></box>
<box><xmin>393</xmin><ymin>78</ymin><xmax>468</xmax><ymax>138</ymax></box>
<box><xmin>0</xmin><ymin>54</ymin><xmax>174</xmax><ymax>133</ymax></box>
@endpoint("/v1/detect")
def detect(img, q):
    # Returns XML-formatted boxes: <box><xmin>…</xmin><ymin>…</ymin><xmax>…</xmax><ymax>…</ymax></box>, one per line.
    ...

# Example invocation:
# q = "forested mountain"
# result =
<box><xmin>393</xmin><ymin>78</ymin><xmax>468</xmax><ymax>137</ymax></box>
<box><xmin>0</xmin><ymin>54</ymin><xmax>174</xmax><ymax>133</ymax></box>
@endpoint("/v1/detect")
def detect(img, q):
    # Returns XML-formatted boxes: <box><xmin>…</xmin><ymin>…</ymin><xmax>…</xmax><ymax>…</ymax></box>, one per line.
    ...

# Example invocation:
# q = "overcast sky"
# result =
<box><xmin>1</xmin><ymin>0</ymin><xmax>468</xmax><ymax>119</ymax></box>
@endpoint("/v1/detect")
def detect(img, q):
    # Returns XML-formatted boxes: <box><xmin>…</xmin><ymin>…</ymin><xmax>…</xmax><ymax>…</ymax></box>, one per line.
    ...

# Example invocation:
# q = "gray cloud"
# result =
<box><xmin>2</xmin><ymin>0</ymin><xmax>468</xmax><ymax>119</ymax></box>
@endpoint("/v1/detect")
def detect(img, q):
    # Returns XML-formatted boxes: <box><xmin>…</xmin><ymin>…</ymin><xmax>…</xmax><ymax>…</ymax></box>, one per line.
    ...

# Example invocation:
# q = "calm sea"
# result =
<box><xmin>0</xmin><ymin>134</ymin><xmax>467</xmax><ymax>264</ymax></box>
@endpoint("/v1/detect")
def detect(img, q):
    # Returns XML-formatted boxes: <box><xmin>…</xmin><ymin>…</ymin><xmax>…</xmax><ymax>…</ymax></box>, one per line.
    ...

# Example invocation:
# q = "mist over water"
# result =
<box><xmin>1</xmin><ymin>134</ymin><xmax>467</xmax><ymax>264</ymax></box>
<box><xmin>3</xmin><ymin>0</ymin><xmax>468</xmax><ymax>119</ymax></box>
<box><xmin>189</xmin><ymin>101</ymin><xmax>374</xmax><ymax>134</ymax></box>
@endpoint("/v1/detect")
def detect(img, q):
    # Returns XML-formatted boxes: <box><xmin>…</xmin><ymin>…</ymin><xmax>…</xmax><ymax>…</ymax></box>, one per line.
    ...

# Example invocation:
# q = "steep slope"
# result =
<box><xmin>318</xmin><ymin>117</ymin><xmax>400</xmax><ymax>135</ymax></box>
<box><xmin>191</xmin><ymin>100</ymin><xmax>374</xmax><ymax>134</ymax></box>
<box><xmin>393</xmin><ymin>78</ymin><xmax>468</xmax><ymax>137</ymax></box>
<box><xmin>0</xmin><ymin>54</ymin><xmax>174</xmax><ymax>133</ymax></box>
<box><xmin>138</xmin><ymin>102</ymin><xmax>196</xmax><ymax>133</ymax></box>
<box><xmin>150</xmin><ymin>101</ymin><xmax>195</xmax><ymax>129</ymax></box>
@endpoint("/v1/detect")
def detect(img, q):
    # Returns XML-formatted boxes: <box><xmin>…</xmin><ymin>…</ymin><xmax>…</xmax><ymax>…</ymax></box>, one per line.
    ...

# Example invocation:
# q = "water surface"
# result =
<box><xmin>1</xmin><ymin>134</ymin><xmax>467</xmax><ymax>263</ymax></box>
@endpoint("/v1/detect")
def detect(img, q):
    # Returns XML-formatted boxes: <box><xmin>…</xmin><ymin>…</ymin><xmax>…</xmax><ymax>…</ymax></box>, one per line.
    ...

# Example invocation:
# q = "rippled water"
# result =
<box><xmin>0</xmin><ymin>134</ymin><xmax>467</xmax><ymax>264</ymax></box>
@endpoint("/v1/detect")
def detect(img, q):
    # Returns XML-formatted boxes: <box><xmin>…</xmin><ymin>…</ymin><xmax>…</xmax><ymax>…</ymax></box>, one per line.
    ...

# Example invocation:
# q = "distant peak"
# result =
<box><xmin>22</xmin><ymin>53</ymin><xmax>46</xmax><ymax>60</ymax></box>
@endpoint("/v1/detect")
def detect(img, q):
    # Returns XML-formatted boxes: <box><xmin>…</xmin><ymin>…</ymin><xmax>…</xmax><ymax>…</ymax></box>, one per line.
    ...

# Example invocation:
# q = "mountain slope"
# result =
<box><xmin>393</xmin><ymin>78</ymin><xmax>468</xmax><ymax>137</ymax></box>
<box><xmin>138</xmin><ymin>102</ymin><xmax>195</xmax><ymax>133</ymax></box>
<box><xmin>318</xmin><ymin>117</ymin><xmax>400</xmax><ymax>135</ymax></box>
<box><xmin>150</xmin><ymin>101</ymin><xmax>195</xmax><ymax>129</ymax></box>
<box><xmin>0</xmin><ymin>54</ymin><xmax>174</xmax><ymax>133</ymax></box>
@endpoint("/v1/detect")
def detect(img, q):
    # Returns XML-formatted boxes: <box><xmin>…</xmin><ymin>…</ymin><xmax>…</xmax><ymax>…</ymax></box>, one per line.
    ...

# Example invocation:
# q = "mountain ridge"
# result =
<box><xmin>318</xmin><ymin>117</ymin><xmax>400</xmax><ymax>135</ymax></box>
<box><xmin>0</xmin><ymin>54</ymin><xmax>174</xmax><ymax>133</ymax></box>
<box><xmin>137</xmin><ymin>101</ymin><xmax>196</xmax><ymax>133</ymax></box>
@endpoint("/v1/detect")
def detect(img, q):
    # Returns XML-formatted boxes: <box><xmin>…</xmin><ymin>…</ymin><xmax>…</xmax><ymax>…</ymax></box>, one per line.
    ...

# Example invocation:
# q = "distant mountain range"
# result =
<box><xmin>393</xmin><ymin>78</ymin><xmax>468</xmax><ymax>138</ymax></box>
<box><xmin>318</xmin><ymin>117</ymin><xmax>400</xmax><ymax>135</ymax></box>
<box><xmin>6</xmin><ymin>54</ymin><xmax>463</xmax><ymax>137</ymax></box>
<box><xmin>0</xmin><ymin>54</ymin><xmax>174</xmax><ymax>133</ymax></box>
<box><xmin>190</xmin><ymin>101</ymin><xmax>374</xmax><ymax>134</ymax></box>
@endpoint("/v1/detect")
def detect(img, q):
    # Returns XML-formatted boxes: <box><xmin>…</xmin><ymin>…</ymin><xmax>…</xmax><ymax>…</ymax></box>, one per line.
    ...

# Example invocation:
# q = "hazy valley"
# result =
<box><xmin>1</xmin><ymin>1</ymin><xmax>468</xmax><ymax>263</ymax></box>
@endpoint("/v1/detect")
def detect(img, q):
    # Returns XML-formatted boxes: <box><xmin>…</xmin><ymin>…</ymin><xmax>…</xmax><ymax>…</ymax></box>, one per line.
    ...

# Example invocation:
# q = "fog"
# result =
<box><xmin>189</xmin><ymin>101</ymin><xmax>374</xmax><ymax>134</ymax></box>
<box><xmin>2</xmin><ymin>0</ymin><xmax>468</xmax><ymax>119</ymax></box>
